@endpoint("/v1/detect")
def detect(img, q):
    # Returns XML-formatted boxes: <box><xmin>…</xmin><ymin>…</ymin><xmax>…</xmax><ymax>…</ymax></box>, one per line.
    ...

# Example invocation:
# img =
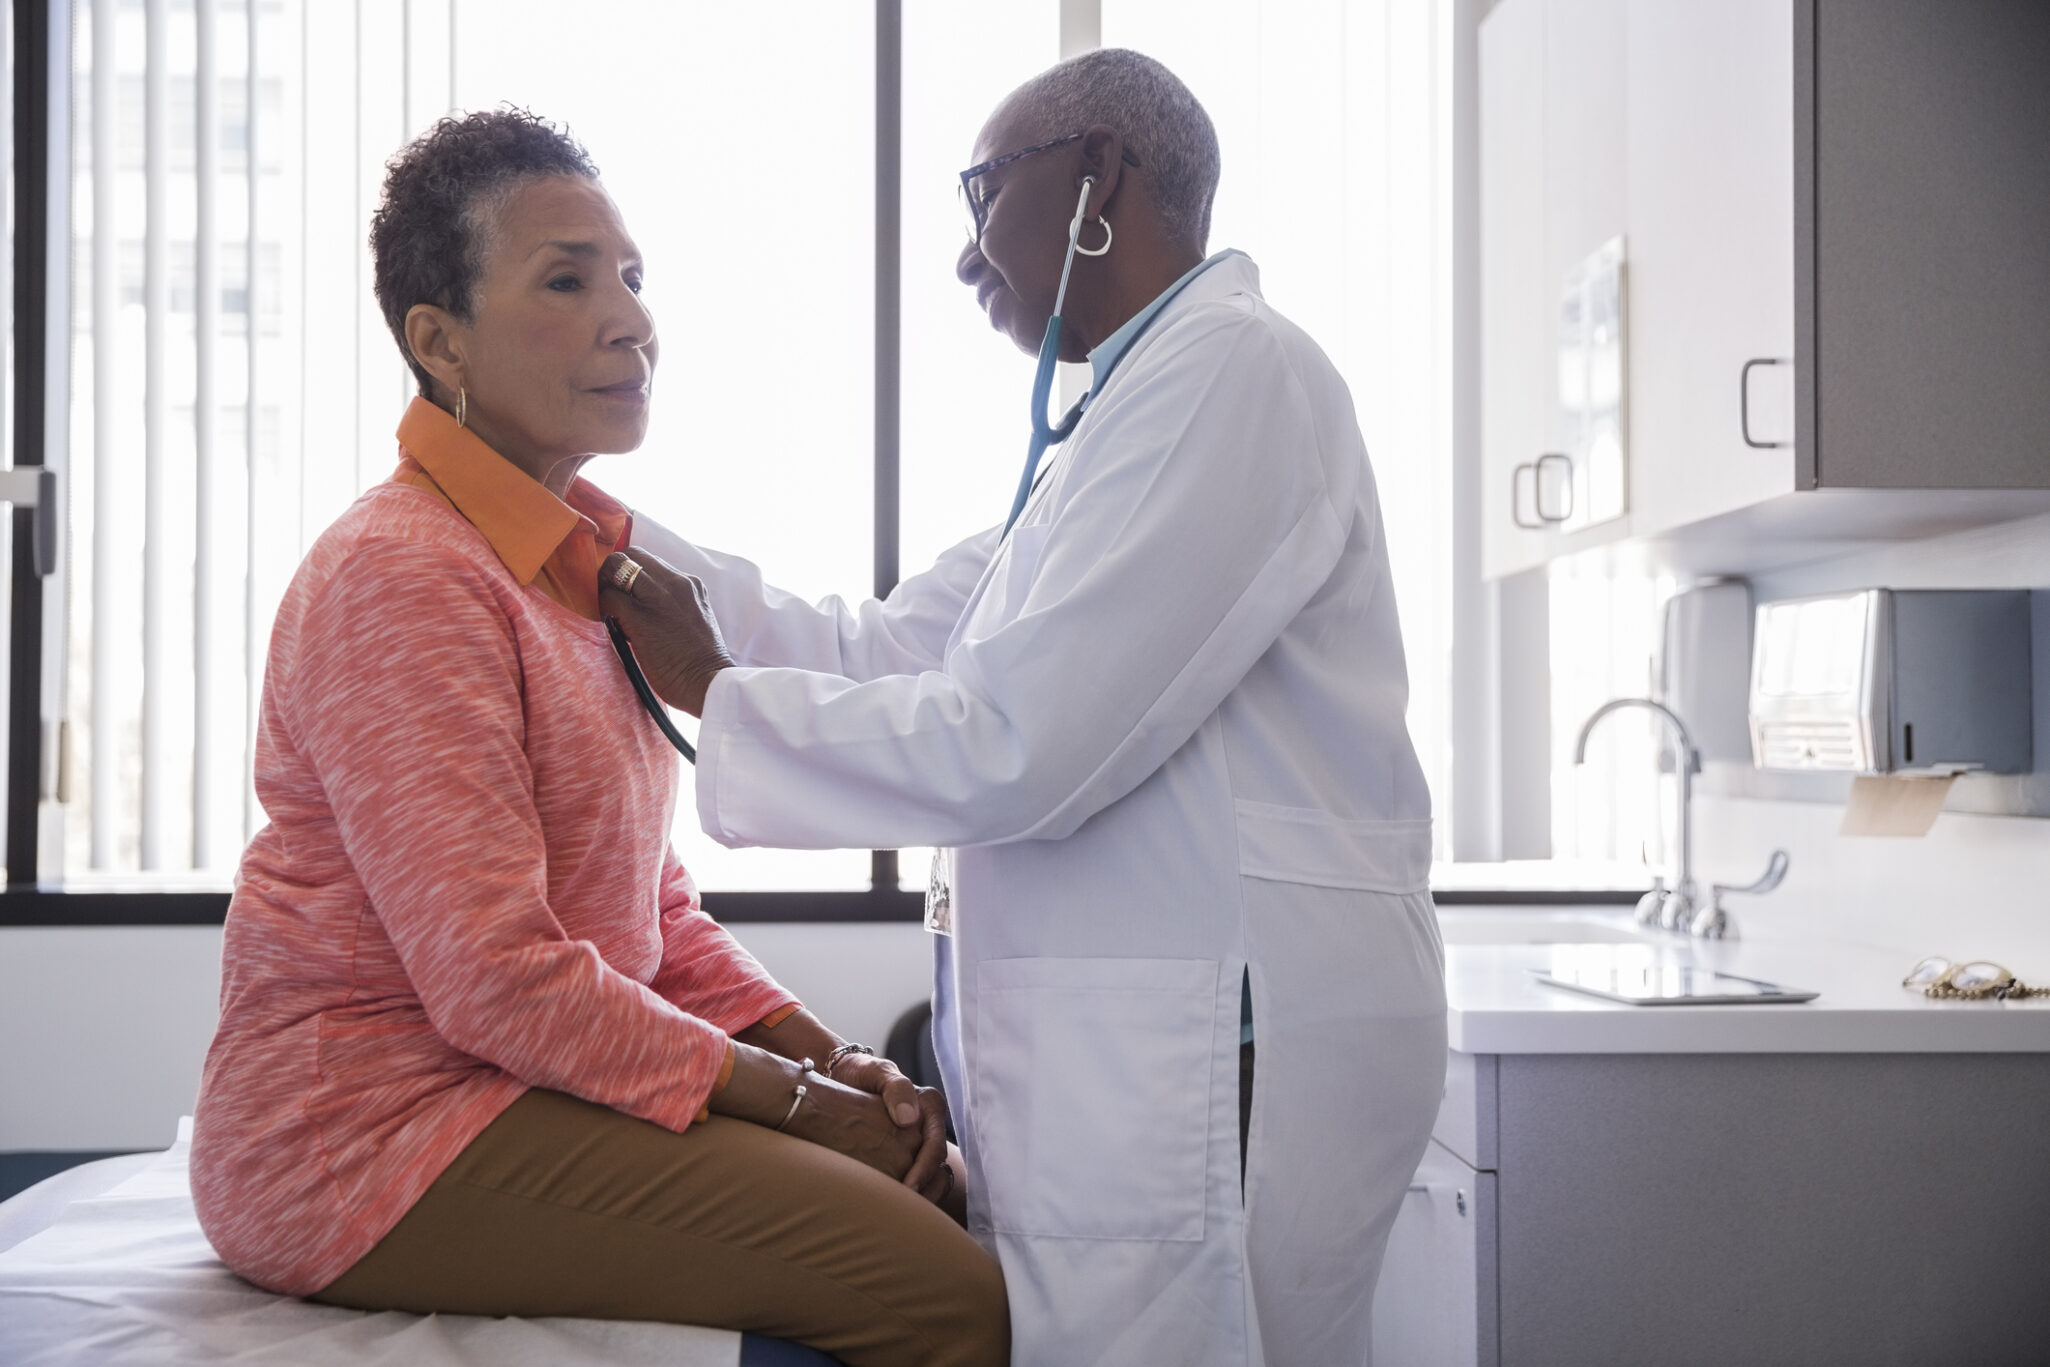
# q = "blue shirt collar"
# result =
<box><xmin>1084</xmin><ymin>249</ymin><xmax>1245</xmax><ymax>401</ymax></box>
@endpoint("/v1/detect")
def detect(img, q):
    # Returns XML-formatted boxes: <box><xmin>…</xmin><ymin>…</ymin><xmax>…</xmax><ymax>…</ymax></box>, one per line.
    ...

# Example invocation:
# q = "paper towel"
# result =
<box><xmin>1839</xmin><ymin>774</ymin><xmax>1958</xmax><ymax>837</ymax></box>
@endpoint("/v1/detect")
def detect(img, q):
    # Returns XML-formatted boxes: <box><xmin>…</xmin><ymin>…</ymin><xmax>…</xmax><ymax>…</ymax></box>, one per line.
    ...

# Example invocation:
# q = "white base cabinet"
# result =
<box><xmin>1371</xmin><ymin>1139</ymin><xmax>1495</xmax><ymax>1367</ymax></box>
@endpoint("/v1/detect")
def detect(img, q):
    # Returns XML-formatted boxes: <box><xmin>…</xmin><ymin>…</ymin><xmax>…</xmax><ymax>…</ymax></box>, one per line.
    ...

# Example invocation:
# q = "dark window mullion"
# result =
<box><xmin>6</xmin><ymin>0</ymin><xmax>57</xmax><ymax>889</ymax></box>
<box><xmin>870</xmin><ymin>0</ymin><xmax>901</xmax><ymax>895</ymax></box>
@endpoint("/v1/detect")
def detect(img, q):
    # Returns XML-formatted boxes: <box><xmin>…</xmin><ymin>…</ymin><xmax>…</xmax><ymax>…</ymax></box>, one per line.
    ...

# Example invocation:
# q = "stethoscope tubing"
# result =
<box><xmin>607</xmin><ymin>615</ymin><xmax>698</xmax><ymax>763</ymax></box>
<box><xmin>1005</xmin><ymin>178</ymin><xmax>1099</xmax><ymax>537</ymax></box>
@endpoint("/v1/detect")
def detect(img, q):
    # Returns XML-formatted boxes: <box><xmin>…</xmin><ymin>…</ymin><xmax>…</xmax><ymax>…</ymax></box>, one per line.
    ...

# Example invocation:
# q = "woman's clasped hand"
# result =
<box><xmin>714</xmin><ymin>1034</ymin><xmax>957</xmax><ymax>1212</ymax></box>
<box><xmin>821</xmin><ymin>1050</ymin><xmax>959</xmax><ymax>1207</ymax></box>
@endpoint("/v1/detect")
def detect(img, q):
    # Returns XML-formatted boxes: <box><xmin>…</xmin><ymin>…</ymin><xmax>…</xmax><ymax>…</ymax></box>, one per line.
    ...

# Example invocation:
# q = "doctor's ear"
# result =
<box><xmin>1077</xmin><ymin>125</ymin><xmax>1127</xmax><ymax>215</ymax></box>
<box><xmin>404</xmin><ymin>302</ymin><xmax>467</xmax><ymax>400</ymax></box>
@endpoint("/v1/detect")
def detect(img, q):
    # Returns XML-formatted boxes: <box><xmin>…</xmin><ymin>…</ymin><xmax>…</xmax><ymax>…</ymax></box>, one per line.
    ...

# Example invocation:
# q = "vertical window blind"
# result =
<box><xmin>61</xmin><ymin>0</ymin><xmax>448</xmax><ymax>886</ymax></box>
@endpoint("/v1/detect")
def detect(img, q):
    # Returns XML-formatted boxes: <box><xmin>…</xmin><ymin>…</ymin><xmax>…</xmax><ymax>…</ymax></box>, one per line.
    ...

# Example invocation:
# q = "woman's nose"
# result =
<box><xmin>605</xmin><ymin>281</ymin><xmax>655</xmax><ymax>349</ymax></box>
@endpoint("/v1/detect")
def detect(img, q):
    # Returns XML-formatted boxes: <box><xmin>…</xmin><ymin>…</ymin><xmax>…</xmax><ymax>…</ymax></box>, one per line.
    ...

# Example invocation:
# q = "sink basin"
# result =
<box><xmin>1436</xmin><ymin>913</ymin><xmax>1648</xmax><ymax>945</ymax></box>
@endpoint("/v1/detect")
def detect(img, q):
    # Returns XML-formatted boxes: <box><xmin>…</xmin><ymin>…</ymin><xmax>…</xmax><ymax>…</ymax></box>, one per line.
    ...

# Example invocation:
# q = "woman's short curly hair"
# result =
<box><xmin>370</xmin><ymin>108</ymin><xmax>599</xmax><ymax>394</ymax></box>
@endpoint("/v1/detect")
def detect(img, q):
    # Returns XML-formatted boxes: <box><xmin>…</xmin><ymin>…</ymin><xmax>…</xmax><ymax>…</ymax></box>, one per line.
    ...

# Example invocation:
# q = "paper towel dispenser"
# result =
<box><xmin>1748</xmin><ymin>589</ymin><xmax>2032</xmax><ymax>774</ymax></box>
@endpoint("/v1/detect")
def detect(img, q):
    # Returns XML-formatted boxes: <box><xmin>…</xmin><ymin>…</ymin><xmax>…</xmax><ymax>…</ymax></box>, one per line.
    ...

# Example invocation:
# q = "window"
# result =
<box><xmin>6</xmin><ymin>0</ymin><xmax>1468</xmax><ymax>913</ymax></box>
<box><xmin>455</xmin><ymin>2</ymin><xmax>880</xmax><ymax>892</ymax></box>
<box><xmin>1101</xmin><ymin>0</ymin><xmax>1459</xmax><ymax>858</ymax></box>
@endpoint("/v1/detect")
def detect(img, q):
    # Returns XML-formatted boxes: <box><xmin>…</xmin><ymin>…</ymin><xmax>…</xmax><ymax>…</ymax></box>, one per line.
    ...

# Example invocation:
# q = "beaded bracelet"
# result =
<box><xmin>824</xmin><ymin>1042</ymin><xmax>875</xmax><ymax>1079</ymax></box>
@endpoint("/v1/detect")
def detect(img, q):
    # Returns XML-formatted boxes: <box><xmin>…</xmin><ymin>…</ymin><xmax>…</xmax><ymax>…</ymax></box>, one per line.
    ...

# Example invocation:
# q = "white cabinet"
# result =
<box><xmin>1480</xmin><ymin>0</ymin><xmax>1629</xmax><ymax>580</ymax></box>
<box><xmin>1625</xmin><ymin>0</ymin><xmax>1796</xmax><ymax>536</ymax></box>
<box><xmin>1371</xmin><ymin>1139</ymin><xmax>1496</xmax><ymax>1367</ymax></box>
<box><xmin>1480</xmin><ymin>0</ymin><xmax>2050</xmax><ymax>582</ymax></box>
<box><xmin>1479</xmin><ymin>0</ymin><xmax>1553</xmax><ymax>579</ymax></box>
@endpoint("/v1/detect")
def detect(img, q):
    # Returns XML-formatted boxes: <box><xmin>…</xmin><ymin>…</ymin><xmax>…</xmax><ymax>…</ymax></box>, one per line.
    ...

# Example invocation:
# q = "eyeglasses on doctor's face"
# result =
<box><xmin>957</xmin><ymin>133</ymin><xmax>1142</xmax><ymax>244</ymax></box>
<box><xmin>1902</xmin><ymin>956</ymin><xmax>2050</xmax><ymax>1000</ymax></box>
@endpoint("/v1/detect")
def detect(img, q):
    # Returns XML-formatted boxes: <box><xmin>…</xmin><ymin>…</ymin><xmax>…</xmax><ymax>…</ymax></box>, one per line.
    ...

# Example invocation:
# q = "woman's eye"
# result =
<box><xmin>547</xmin><ymin>275</ymin><xmax>581</xmax><ymax>292</ymax></box>
<box><xmin>626</xmin><ymin>275</ymin><xmax>644</xmax><ymax>295</ymax></box>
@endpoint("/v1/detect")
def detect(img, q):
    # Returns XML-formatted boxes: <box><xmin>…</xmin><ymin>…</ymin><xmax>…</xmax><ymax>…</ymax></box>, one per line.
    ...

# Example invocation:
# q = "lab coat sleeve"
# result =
<box><xmin>288</xmin><ymin>540</ymin><xmax>734</xmax><ymax>1135</ymax></box>
<box><xmin>696</xmin><ymin>304</ymin><xmax>1359</xmax><ymax>850</ymax></box>
<box><xmin>629</xmin><ymin>514</ymin><xmax>998</xmax><ymax>681</ymax></box>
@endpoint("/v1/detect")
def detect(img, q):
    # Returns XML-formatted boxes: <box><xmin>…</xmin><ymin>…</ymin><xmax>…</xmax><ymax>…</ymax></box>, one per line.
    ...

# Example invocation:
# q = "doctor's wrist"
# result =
<box><xmin>678</xmin><ymin>661</ymin><xmax>729</xmax><ymax>718</ymax></box>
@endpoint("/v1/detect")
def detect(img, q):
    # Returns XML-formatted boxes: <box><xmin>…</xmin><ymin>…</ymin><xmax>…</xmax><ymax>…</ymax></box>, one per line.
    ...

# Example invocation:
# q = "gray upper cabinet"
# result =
<box><xmin>1801</xmin><ymin>0</ymin><xmax>2050</xmax><ymax>490</ymax></box>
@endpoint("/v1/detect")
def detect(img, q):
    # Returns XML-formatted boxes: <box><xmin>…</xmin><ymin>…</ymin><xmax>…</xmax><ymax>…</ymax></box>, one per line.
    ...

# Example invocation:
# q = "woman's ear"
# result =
<box><xmin>403</xmin><ymin>303</ymin><xmax>466</xmax><ymax>403</ymax></box>
<box><xmin>1078</xmin><ymin>124</ymin><xmax>1125</xmax><ymax>218</ymax></box>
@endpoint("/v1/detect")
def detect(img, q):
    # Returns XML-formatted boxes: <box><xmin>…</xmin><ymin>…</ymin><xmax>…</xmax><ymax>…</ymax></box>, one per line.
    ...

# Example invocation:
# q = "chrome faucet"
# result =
<box><xmin>1572</xmin><ymin>698</ymin><xmax>1700</xmax><ymax>933</ymax></box>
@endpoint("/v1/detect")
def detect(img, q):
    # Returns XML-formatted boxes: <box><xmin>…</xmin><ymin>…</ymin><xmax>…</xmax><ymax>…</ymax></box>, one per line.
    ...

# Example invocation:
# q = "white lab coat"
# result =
<box><xmin>635</xmin><ymin>254</ymin><xmax>1447</xmax><ymax>1367</ymax></box>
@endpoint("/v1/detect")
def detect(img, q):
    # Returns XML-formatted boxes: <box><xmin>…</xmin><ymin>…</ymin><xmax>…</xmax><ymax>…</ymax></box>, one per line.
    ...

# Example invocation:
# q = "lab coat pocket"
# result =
<box><xmin>973</xmin><ymin>956</ymin><xmax>1217</xmax><ymax>1241</ymax></box>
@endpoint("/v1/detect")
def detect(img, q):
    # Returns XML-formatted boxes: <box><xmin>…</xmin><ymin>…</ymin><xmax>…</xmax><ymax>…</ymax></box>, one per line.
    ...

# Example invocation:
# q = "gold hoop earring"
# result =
<box><xmin>1076</xmin><ymin>215</ymin><xmax>1113</xmax><ymax>257</ymax></box>
<box><xmin>455</xmin><ymin>385</ymin><xmax>467</xmax><ymax>428</ymax></box>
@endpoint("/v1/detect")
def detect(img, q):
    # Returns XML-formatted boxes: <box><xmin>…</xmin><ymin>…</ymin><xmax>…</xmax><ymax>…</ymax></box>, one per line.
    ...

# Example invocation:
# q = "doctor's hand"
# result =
<box><xmin>830</xmin><ymin>1053</ymin><xmax>953</xmax><ymax>1199</ymax></box>
<box><xmin>598</xmin><ymin>547</ymin><xmax>734</xmax><ymax>717</ymax></box>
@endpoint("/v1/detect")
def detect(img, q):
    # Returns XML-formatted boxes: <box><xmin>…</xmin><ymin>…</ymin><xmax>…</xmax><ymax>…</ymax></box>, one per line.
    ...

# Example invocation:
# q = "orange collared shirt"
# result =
<box><xmin>387</xmin><ymin>397</ymin><xmax>797</xmax><ymax>1074</ymax></box>
<box><xmin>391</xmin><ymin>396</ymin><xmax>632</xmax><ymax>620</ymax></box>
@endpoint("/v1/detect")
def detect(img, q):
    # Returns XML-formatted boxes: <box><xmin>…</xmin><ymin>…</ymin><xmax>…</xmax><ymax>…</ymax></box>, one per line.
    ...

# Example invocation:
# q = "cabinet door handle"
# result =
<box><xmin>1513</xmin><ymin>454</ymin><xmax>1575</xmax><ymax>529</ymax></box>
<box><xmin>1535</xmin><ymin>452</ymin><xmax>1574</xmax><ymax>523</ymax></box>
<box><xmin>1741</xmin><ymin>357</ymin><xmax>1791</xmax><ymax>449</ymax></box>
<box><xmin>1512</xmin><ymin>462</ymin><xmax>1543</xmax><ymax>528</ymax></box>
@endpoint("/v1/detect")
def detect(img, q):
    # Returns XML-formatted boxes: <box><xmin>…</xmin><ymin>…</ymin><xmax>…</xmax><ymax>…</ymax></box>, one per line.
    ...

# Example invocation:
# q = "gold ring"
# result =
<box><xmin>610</xmin><ymin>557</ymin><xmax>644</xmax><ymax>594</ymax></box>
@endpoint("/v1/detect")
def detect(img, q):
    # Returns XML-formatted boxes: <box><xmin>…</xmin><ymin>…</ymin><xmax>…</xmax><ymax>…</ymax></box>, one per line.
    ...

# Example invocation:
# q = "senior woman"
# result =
<box><xmin>605</xmin><ymin>49</ymin><xmax>1447</xmax><ymax>1367</ymax></box>
<box><xmin>188</xmin><ymin>110</ymin><xmax>1007</xmax><ymax>1367</ymax></box>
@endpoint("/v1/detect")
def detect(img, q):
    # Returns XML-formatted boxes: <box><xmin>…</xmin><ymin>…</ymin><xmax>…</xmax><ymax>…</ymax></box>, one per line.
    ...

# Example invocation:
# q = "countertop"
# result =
<box><xmin>1438</xmin><ymin>907</ymin><xmax>2050</xmax><ymax>1055</ymax></box>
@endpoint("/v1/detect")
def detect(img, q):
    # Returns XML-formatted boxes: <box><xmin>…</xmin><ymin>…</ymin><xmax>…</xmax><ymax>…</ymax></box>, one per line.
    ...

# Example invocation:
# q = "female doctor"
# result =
<box><xmin>605</xmin><ymin>49</ymin><xmax>1447</xmax><ymax>1367</ymax></box>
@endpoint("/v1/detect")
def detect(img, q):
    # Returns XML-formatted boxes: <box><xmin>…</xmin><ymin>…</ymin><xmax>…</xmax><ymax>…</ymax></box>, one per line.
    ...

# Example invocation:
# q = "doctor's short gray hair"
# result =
<box><xmin>1004</xmin><ymin>48</ymin><xmax>1221</xmax><ymax>250</ymax></box>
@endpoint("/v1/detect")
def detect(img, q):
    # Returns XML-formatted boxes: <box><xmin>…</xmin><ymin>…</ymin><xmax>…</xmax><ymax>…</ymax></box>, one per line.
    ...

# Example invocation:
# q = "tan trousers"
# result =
<box><xmin>314</xmin><ymin>1088</ymin><xmax>1008</xmax><ymax>1367</ymax></box>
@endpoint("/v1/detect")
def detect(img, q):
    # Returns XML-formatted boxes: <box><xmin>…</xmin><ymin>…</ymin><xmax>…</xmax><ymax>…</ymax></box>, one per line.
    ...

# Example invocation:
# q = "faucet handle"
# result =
<box><xmin>1634</xmin><ymin>876</ymin><xmax>1668</xmax><ymax>927</ymax></box>
<box><xmin>1689</xmin><ymin>898</ymin><xmax>1737</xmax><ymax>940</ymax></box>
<box><xmin>1694</xmin><ymin>850</ymin><xmax>1791</xmax><ymax>940</ymax></box>
<box><xmin>1713</xmin><ymin>849</ymin><xmax>1790</xmax><ymax>901</ymax></box>
<box><xmin>1657</xmin><ymin>886</ymin><xmax>1695</xmax><ymax>932</ymax></box>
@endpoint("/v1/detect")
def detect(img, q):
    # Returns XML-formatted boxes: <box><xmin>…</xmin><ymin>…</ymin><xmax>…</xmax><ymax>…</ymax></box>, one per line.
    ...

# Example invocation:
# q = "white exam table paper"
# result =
<box><xmin>0</xmin><ymin>1118</ymin><xmax>740</xmax><ymax>1367</ymax></box>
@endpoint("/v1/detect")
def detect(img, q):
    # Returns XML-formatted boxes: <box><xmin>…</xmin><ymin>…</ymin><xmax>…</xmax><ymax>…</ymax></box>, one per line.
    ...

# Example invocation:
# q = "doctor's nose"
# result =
<box><xmin>956</xmin><ymin>238</ymin><xmax>988</xmax><ymax>288</ymax></box>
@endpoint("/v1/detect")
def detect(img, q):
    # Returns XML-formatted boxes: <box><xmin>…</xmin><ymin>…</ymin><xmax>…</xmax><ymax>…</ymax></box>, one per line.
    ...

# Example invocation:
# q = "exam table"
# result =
<box><xmin>0</xmin><ymin>1120</ymin><xmax>841</xmax><ymax>1366</ymax></box>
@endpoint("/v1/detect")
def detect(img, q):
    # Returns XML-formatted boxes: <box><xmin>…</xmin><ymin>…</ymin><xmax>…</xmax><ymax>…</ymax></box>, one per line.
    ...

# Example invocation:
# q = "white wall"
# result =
<box><xmin>0</xmin><ymin>922</ymin><xmax>932</xmax><ymax>1154</ymax></box>
<box><xmin>1695</xmin><ymin>797</ymin><xmax>2050</xmax><ymax>972</ymax></box>
<box><xmin>0</xmin><ymin>928</ymin><xmax>222</xmax><ymax>1152</ymax></box>
<box><xmin>1689</xmin><ymin>510</ymin><xmax>2050</xmax><ymax>976</ymax></box>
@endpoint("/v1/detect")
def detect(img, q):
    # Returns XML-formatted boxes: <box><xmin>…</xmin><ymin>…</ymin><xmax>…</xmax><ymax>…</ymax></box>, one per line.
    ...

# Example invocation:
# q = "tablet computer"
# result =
<box><xmin>1533</xmin><ymin>961</ymin><xmax>1818</xmax><ymax>1006</ymax></box>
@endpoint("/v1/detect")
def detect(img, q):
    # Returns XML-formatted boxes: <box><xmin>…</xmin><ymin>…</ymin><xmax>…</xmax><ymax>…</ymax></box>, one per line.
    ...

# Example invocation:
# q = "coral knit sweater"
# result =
<box><xmin>191</xmin><ymin>399</ymin><xmax>798</xmax><ymax>1296</ymax></box>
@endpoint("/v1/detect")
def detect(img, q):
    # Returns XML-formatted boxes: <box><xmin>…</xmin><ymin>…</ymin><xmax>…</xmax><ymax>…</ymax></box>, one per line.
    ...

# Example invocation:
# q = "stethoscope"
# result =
<box><xmin>1003</xmin><ymin>175</ymin><xmax>1108</xmax><ymax>536</ymax></box>
<box><xmin>608</xmin><ymin>176</ymin><xmax>1109</xmax><ymax>763</ymax></box>
<box><xmin>607</xmin><ymin>616</ymin><xmax>697</xmax><ymax>762</ymax></box>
